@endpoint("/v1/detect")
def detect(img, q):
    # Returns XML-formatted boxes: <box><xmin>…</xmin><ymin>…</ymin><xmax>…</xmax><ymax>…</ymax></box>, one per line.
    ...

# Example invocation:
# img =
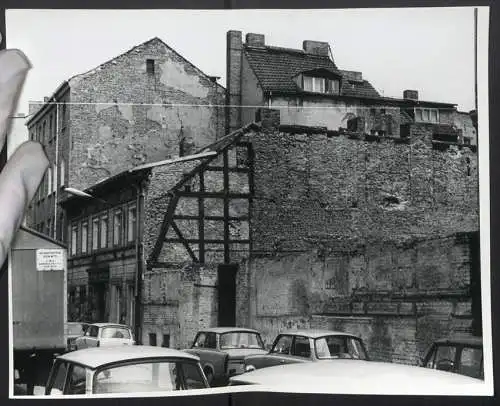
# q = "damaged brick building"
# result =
<box><xmin>63</xmin><ymin>106</ymin><xmax>479</xmax><ymax>364</ymax></box>
<box><xmin>26</xmin><ymin>36</ymin><xmax>225</xmax><ymax>242</ymax></box>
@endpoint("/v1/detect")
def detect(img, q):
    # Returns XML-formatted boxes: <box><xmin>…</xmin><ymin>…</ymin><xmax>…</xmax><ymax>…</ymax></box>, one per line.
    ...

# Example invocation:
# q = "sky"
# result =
<box><xmin>5</xmin><ymin>7</ymin><xmax>481</xmax><ymax>122</ymax></box>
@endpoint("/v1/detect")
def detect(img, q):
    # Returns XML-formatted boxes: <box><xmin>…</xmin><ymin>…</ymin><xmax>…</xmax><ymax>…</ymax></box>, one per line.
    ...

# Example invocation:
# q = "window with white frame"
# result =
<box><xmin>127</xmin><ymin>206</ymin><xmax>137</xmax><ymax>243</ymax></box>
<box><xmin>302</xmin><ymin>75</ymin><xmax>339</xmax><ymax>94</ymax></box>
<box><xmin>100</xmin><ymin>216</ymin><xmax>109</xmax><ymax>249</ymax></box>
<box><xmin>71</xmin><ymin>224</ymin><xmax>78</xmax><ymax>256</ymax></box>
<box><xmin>81</xmin><ymin>222</ymin><xmax>88</xmax><ymax>254</ymax></box>
<box><xmin>92</xmin><ymin>218</ymin><xmax>99</xmax><ymax>251</ymax></box>
<box><xmin>415</xmin><ymin>108</ymin><xmax>439</xmax><ymax>123</ymax></box>
<box><xmin>113</xmin><ymin>210</ymin><xmax>123</xmax><ymax>246</ymax></box>
<box><xmin>59</xmin><ymin>159</ymin><xmax>65</xmax><ymax>188</ymax></box>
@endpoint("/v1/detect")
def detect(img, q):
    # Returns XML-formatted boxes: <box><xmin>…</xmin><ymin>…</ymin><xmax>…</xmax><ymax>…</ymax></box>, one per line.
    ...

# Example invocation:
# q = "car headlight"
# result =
<box><xmin>244</xmin><ymin>365</ymin><xmax>256</xmax><ymax>373</ymax></box>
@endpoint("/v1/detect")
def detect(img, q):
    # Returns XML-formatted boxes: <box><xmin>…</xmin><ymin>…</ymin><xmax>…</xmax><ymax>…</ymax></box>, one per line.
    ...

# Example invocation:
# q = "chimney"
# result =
<box><xmin>245</xmin><ymin>33</ymin><xmax>265</xmax><ymax>47</ymax></box>
<box><xmin>303</xmin><ymin>40</ymin><xmax>330</xmax><ymax>57</ymax></box>
<box><xmin>403</xmin><ymin>90</ymin><xmax>419</xmax><ymax>101</ymax></box>
<box><xmin>226</xmin><ymin>30</ymin><xmax>243</xmax><ymax>134</ymax></box>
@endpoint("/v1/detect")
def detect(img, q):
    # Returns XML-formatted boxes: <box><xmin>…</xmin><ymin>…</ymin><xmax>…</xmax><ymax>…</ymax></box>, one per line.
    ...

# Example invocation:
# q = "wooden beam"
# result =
<box><xmin>205</xmin><ymin>166</ymin><xmax>250</xmax><ymax>173</ymax></box>
<box><xmin>198</xmin><ymin>171</ymin><xmax>205</xmax><ymax>263</ymax></box>
<box><xmin>176</xmin><ymin>191</ymin><xmax>251</xmax><ymax>199</ymax></box>
<box><xmin>173</xmin><ymin>214</ymin><xmax>249</xmax><ymax>221</ymax></box>
<box><xmin>171</xmin><ymin>220</ymin><xmax>199</xmax><ymax>262</ymax></box>
<box><xmin>149</xmin><ymin>193</ymin><xmax>179</xmax><ymax>264</ymax></box>
<box><xmin>164</xmin><ymin>239</ymin><xmax>250</xmax><ymax>244</ymax></box>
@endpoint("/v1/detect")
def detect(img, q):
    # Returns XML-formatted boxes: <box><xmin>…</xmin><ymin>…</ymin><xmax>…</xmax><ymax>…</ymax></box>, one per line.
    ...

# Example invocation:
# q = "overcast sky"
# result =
<box><xmin>6</xmin><ymin>7</ymin><xmax>481</xmax><ymax>119</ymax></box>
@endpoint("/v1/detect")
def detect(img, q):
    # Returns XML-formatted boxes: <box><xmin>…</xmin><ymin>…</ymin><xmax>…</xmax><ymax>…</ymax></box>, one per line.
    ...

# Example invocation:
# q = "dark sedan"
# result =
<box><xmin>243</xmin><ymin>329</ymin><xmax>369</xmax><ymax>372</ymax></box>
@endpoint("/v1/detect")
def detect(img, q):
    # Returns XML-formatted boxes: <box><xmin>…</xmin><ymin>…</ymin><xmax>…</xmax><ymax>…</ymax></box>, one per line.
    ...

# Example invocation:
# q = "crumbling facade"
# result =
<box><xmin>26</xmin><ymin>37</ymin><xmax>225</xmax><ymax>241</ymax></box>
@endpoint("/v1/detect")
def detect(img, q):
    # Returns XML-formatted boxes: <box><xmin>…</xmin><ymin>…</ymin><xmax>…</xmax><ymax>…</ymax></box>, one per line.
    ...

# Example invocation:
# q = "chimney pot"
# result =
<box><xmin>245</xmin><ymin>33</ymin><xmax>265</xmax><ymax>47</ymax></box>
<box><xmin>303</xmin><ymin>40</ymin><xmax>330</xmax><ymax>57</ymax></box>
<box><xmin>403</xmin><ymin>90</ymin><xmax>419</xmax><ymax>101</ymax></box>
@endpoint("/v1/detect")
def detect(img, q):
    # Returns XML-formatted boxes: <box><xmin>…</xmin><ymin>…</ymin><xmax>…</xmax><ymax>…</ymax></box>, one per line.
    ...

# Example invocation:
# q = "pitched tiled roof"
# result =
<box><xmin>244</xmin><ymin>45</ymin><xmax>380</xmax><ymax>99</ymax></box>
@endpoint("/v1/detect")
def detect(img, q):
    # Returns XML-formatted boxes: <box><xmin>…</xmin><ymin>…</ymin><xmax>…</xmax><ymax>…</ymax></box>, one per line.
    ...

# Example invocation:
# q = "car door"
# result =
<box><xmin>45</xmin><ymin>360</ymin><xmax>69</xmax><ymax>395</ymax></box>
<box><xmin>191</xmin><ymin>332</ymin><xmax>225</xmax><ymax>382</ymax></box>
<box><xmin>263</xmin><ymin>335</ymin><xmax>295</xmax><ymax>367</ymax></box>
<box><xmin>288</xmin><ymin>335</ymin><xmax>313</xmax><ymax>364</ymax></box>
<box><xmin>81</xmin><ymin>325</ymin><xmax>100</xmax><ymax>348</ymax></box>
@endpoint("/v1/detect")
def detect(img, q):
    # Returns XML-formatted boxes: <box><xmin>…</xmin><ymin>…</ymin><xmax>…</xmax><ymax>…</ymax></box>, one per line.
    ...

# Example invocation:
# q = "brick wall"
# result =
<box><xmin>241</xmin><ymin>109</ymin><xmax>479</xmax><ymax>364</ymax></box>
<box><xmin>67</xmin><ymin>38</ymin><xmax>225</xmax><ymax>191</ymax></box>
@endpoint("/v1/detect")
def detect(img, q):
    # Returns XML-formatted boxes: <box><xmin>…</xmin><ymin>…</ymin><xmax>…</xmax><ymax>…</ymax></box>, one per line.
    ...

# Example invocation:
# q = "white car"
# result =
<box><xmin>74</xmin><ymin>323</ymin><xmax>134</xmax><ymax>350</ymax></box>
<box><xmin>43</xmin><ymin>346</ymin><xmax>209</xmax><ymax>396</ymax></box>
<box><xmin>229</xmin><ymin>359</ymin><xmax>486</xmax><ymax>396</ymax></box>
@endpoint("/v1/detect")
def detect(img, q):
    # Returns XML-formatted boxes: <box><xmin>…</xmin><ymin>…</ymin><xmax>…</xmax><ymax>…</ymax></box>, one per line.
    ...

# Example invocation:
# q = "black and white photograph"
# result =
<box><xmin>3</xmin><ymin>6</ymin><xmax>493</xmax><ymax>398</ymax></box>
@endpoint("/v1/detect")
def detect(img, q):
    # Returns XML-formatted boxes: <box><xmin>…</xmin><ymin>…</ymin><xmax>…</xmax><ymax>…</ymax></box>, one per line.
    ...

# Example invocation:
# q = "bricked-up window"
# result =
<box><xmin>162</xmin><ymin>334</ymin><xmax>170</xmax><ymax>348</ymax></box>
<box><xmin>127</xmin><ymin>206</ymin><xmax>137</xmax><ymax>243</ymax></box>
<box><xmin>92</xmin><ymin>218</ymin><xmax>99</xmax><ymax>251</ymax></box>
<box><xmin>149</xmin><ymin>333</ymin><xmax>157</xmax><ymax>346</ymax></box>
<box><xmin>146</xmin><ymin>59</ymin><xmax>155</xmax><ymax>75</ymax></box>
<box><xmin>113</xmin><ymin>210</ymin><xmax>123</xmax><ymax>246</ymax></box>
<box><xmin>81</xmin><ymin>222</ymin><xmax>88</xmax><ymax>254</ymax></box>
<box><xmin>100</xmin><ymin>216</ymin><xmax>109</xmax><ymax>249</ymax></box>
<box><xmin>71</xmin><ymin>224</ymin><xmax>78</xmax><ymax>256</ymax></box>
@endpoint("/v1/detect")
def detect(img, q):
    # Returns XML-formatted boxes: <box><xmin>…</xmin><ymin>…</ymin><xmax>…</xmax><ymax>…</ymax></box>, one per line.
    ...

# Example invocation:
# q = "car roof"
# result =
<box><xmin>197</xmin><ymin>327</ymin><xmax>261</xmax><ymax>334</ymax></box>
<box><xmin>434</xmin><ymin>336</ymin><xmax>483</xmax><ymax>346</ymax></box>
<box><xmin>57</xmin><ymin>345</ymin><xmax>200</xmax><ymax>369</ymax></box>
<box><xmin>231</xmin><ymin>360</ymin><xmax>484</xmax><ymax>393</ymax></box>
<box><xmin>89</xmin><ymin>323</ymin><xmax>131</xmax><ymax>328</ymax></box>
<box><xmin>278</xmin><ymin>329</ymin><xmax>360</xmax><ymax>339</ymax></box>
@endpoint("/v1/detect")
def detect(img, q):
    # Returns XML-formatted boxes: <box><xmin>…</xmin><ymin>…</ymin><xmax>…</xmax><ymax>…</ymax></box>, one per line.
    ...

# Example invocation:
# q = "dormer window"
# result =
<box><xmin>296</xmin><ymin>69</ymin><xmax>341</xmax><ymax>95</ymax></box>
<box><xmin>302</xmin><ymin>75</ymin><xmax>340</xmax><ymax>94</ymax></box>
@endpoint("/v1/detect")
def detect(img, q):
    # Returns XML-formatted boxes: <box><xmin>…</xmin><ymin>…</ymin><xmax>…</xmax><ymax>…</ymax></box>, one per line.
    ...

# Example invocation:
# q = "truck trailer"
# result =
<box><xmin>10</xmin><ymin>226</ymin><xmax>67</xmax><ymax>395</ymax></box>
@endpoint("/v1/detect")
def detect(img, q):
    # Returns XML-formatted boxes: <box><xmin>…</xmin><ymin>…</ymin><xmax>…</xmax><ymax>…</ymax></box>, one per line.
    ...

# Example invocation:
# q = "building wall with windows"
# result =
<box><xmin>63</xmin><ymin>172</ymin><xmax>144</xmax><ymax>328</ymax></box>
<box><xmin>26</xmin><ymin>36</ymin><xmax>225</xmax><ymax>243</ymax></box>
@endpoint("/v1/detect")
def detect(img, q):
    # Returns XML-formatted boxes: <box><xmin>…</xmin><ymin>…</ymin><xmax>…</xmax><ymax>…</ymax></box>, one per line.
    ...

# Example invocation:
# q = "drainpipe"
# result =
<box><xmin>53</xmin><ymin>98</ymin><xmax>59</xmax><ymax>239</ymax></box>
<box><xmin>133</xmin><ymin>179</ymin><xmax>146</xmax><ymax>344</ymax></box>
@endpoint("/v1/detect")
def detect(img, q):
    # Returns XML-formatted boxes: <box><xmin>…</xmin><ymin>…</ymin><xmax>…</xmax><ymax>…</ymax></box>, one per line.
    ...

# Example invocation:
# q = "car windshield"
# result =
<box><xmin>220</xmin><ymin>332</ymin><xmax>264</xmax><ymax>350</ymax></box>
<box><xmin>101</xmin><ymin>327</ymin><xmax>131</xmax><ymax>339</ymax></box>
<box><xmin>93</xmin><ymin>361</ymin><xmax>206</xmax><ymax>394</ymax></box>
<box><xmin>314</xmin><ymin>335</ymin><xmax>368</xmax><ymax>360</ymax></box>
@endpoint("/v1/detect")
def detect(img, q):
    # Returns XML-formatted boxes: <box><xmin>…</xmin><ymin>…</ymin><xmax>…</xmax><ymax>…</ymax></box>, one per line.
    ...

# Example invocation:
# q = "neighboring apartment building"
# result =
<box><xmin>226</xmin><ymin>30</ymin><xmax>476</xmax><ymax>145</ymax></box>
<box><xmin>26</xmin><ymin>37</ymin><xmax>225</xmax><ymax>242</ymax></box>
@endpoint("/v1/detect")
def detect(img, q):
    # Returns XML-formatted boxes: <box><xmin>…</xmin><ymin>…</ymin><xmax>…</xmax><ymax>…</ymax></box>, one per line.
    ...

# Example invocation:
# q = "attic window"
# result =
<box><xmin>302</xmin><ymin>75</ymin><xmax>339</xmax><ymax>95</ymax></box>
<box><xmin>146</xmin><ymin>59</ymin><xmax>155</xmax><ymax>75</ymax></box>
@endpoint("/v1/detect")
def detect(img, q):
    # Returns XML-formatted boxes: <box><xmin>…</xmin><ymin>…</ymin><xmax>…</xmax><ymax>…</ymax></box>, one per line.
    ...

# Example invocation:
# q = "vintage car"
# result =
<box><xmin>229</xmin><ymin>358</ymin><xmax>486</xmax><ymax>395</ymax></box>
<box><xmin>43</xmin><ymin>346</ymin><xmax>209</xmax><ymax>396</ymax></box>
<box><xmin>65</xmin><ymin>322</ymin><xmax>90</xmax><ymax>352</ymax></box>
<box><xmin>184</xmin><ymin>327</ymin><xmax>268</xmax><ymax>385</ymax></box>
<box><xmin>243</xmin><ymin>329</ymin><xmax>369</xmax><ymax>372</ymax></box>
<box><xmin>74</xmin><ymin>323</ymin><xmax>135</xmax><ymax>350</ymax></box>
<box><xmin>421</xmin><ymin>335</ymin><xmax>484</xmax><ymax>379</ymax></box>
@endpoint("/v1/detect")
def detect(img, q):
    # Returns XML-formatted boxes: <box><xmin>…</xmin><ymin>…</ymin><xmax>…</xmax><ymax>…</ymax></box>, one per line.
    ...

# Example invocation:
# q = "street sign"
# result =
<box><xmin>36</xmin><ymin>249</ymin><xmax>65</xmax><ymax>271</ymax></box>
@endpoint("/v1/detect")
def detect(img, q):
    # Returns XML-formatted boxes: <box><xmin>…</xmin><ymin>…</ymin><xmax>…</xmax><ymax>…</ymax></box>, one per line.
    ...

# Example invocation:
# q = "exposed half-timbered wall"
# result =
<box><xmin>141</xmin><ymin>128</ymin><xmax>257</xmax><ymax>347</ymax></box>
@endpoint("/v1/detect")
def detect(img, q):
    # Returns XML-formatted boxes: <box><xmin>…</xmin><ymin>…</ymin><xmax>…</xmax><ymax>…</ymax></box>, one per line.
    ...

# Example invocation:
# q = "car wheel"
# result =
<box><xmin>204</xmin><ymin>368</ymin><xmax>214</xmax><ymax>386</ymax></box>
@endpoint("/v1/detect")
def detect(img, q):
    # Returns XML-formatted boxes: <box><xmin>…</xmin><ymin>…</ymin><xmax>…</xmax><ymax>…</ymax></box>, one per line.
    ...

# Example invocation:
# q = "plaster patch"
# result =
<box><xmin>159</xmin><ymin>61</ymin><xmax>209</xmax><ymax>99</ymax></box>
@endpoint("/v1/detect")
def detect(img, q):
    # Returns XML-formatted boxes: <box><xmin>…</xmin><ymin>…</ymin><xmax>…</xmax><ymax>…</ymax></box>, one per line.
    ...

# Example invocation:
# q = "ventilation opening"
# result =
<box><xmin>146</xmin><ymin>59</ymin><xmax>155</xmax><ymax>75</ymax></box>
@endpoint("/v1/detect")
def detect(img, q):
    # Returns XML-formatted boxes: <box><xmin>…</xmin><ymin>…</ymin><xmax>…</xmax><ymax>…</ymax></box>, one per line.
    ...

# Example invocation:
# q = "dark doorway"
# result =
<box><xmin>218</xmin><ymin>264</ymin><xmax>237</xmax><ymax>327</ymax></box>
<box><xmin>93</xmin><ymin>283</ymin><xmax>108</xmax><ymax>322</ymax></box>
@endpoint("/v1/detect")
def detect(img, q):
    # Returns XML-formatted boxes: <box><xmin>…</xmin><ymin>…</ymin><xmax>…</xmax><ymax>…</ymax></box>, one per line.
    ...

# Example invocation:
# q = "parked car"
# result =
<box><xmin>184</xmin><ymin>327</ymin><xmax>268</xmax><ymax>386</ymax></box>
<box><xmin>74</xmin><ymin>323</ymin><xmax>135</xmax><ymax>350</ymax></box>
<box><xmin>65</xmin><ymin>322</ymin><xmax>90</xmax><ymax>352</ymax></box>
<box><xmin>421</xmin><ymin>336</ymin><xmax>484</xmax><ymax>379</ymax></box>
<box><xmin>42</xmin><ymin>346</ymin><xmax>209</xmax><ymax>396</ymax></box>
<box><xmin>243</xmin><ymin>329</ymin><xmax>369</xmax><ymax>372</ymax></box>
<box><xmin>229</xmin><ymin>358</ymin><xmax>485</xmax><ymax>395</ymax></box>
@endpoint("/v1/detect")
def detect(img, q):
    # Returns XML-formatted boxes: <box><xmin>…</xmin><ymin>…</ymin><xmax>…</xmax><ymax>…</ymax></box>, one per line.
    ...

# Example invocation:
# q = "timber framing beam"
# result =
<box><xmin>171</xmin><ymin>220</ymin><xmax>199</xmax><ymax>262</ymax></box>
<box><xmin>223</xmin><ymin>149</ymin><xmax>230</xmax><ymax>263</ymax></box>
<box><xmin>164</xmin><ymin>239</ymin><xmax>250</xmax><ymax>244</ymax></box>
<box><xmin>176</xmin><ymin>191</ymin><xmax>251</xmax><ymax>199</ymax></box>
<box><xmin>198</xmin><ymin>171</ymin><xmax>205</xmax><ymax>263</ymax></box>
